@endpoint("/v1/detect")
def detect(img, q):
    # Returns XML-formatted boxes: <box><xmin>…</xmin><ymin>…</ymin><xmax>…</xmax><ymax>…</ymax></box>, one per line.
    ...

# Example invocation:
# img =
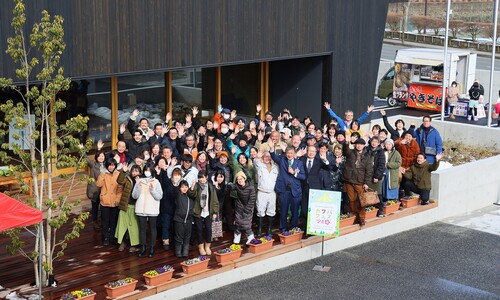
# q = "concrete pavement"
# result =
<box><xmin>188</xmin><ymin>207</ymin><xmax>500</xmax><ymax>300</ymax></box>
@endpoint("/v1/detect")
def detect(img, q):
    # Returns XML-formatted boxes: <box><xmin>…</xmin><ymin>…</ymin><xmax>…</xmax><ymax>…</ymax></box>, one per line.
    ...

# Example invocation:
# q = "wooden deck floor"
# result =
<box><xmin>0</xmin><ymin>174</ymin><xmax>438</xmax><ymax>300</ymax></box>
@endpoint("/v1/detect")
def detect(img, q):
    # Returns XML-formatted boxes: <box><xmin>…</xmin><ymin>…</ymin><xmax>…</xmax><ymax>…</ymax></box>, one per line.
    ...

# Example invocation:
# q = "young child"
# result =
<box><xmin>173</xmin><ymin>180</ymin><xmax>196</xmax><ymax>258</ymax></box>
<box><xmin>403</xmin><ymin>152</ymin><xmax>443</xmax><ymax>205</ymax></box>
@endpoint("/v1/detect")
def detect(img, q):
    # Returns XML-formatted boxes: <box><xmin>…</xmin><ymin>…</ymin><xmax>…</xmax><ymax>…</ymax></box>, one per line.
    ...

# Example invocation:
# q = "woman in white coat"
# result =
<box><xmin>132</xmin><ymin>162</ymin><xmax>163</xmax><ymax>258</ymax></box>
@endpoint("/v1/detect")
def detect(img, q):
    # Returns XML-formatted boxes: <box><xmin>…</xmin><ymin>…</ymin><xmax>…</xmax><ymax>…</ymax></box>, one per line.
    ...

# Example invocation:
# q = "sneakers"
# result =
<box><xmin>118</xmin><ymin>242</ymin><xmax>126</xmax><ymax>252</ymax></box>
<box><xmin>474</xmin><ymin>117</ymin><xmax>479</xmax><ymax>121</ymax></box>
<box><xmin>246</xmin><ymin>234</ymin><xmax>255</xmax><ymax>245</ymax></box>
<box><xmin>467</xmin><ymin>115</ymin><xmax>472</xmax><ymax>121</ymax></box>
<box><xmin>420</xmin><ymin>200</ymin><xmax>430</xmax><ymax>205</ymax></box>
<box><xmin>129</xmin><ymin>246</ymin><xmax>140</xmax><ymax>253</ymax></box>
<box><xmin>233</xmin><ymin>232</ymin><xmax>241</xmax><ymax>244</ymax></box>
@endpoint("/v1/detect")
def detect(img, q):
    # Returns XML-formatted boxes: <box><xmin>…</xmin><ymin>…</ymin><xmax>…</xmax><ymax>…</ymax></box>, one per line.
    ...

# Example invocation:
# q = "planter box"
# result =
<box><xmin>364</xmin><ymin>209</ymin><xmax>378</xmax><ymax>220</ymax></box>
<box><xmin>60</xmin><ymin>293</ymin><xmax>96</xmax><ymax>300</ymax></box>
<box><xmin>143</xmin><ymin>270</ymin><xmax>174</xmax><ymax>286</ymax></box>
<box><xmin>104</xmin><ymin>280</ymin><xmax>137</xmax><ymax>299</ymax></box>
<box><xmin>401</xmin><ymin>197</ymin><xmax>419</xmax><ymax>208</ymax></box>
<box><xmin>248</xmin><ymin>239</ymin><xmax>274</xmax><ymax>254</ymax></box>
<box><xmin>214</xmin><ymin>249</ymin><xmax>243</xmax><ymax>263</ymax></box>
<box><xmin>382</xmin><ymin>202</ymin><xmax>401</xmax><ymax>215</ymax></box>
<box><xmin>339</xmin><ymin>216</ymin><xmax>356</xmax><ymax>228</ymax></box>
<box><xmin>180</xmin><ymin>259</ymin><xmax>210</xmax><ymax>275</ymax></box>
<box><xmin>278</xmin><ymin>232</ymin><xmax>303</xmax><ymax>245</ymax></box>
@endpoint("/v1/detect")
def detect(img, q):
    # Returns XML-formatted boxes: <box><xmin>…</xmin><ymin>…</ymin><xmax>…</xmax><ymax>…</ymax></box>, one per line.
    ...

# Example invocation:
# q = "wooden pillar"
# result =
<box><xmin>111</xmin><ymin>77</ymin><xmax>118</xmax><ymax>147</ymax></box>
<box><xmin>216</xmin><ymin>66</ymin><xmax>221</xmax><ymax>109</ymax></box>
<box><xmin>260</xmin><ymin>62</ymin><xmax>269</xmax><ymax>117</ymax></box>
<box><xmin>165</xmin><ymin>71</ymin><xmax>172</xmax><ymax>126</ymax></box>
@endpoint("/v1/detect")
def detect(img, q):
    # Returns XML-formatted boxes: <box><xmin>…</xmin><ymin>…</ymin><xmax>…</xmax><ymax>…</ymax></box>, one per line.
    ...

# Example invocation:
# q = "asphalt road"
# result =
<box><xmin>187</xmin><ymin>222</ymin><xmax>500</xmax><ymax>300</ymax></box>
<box><xmin>381</xmin><ymin>43</ymin><xmax>500</xmax><ymax>71</ymax></box>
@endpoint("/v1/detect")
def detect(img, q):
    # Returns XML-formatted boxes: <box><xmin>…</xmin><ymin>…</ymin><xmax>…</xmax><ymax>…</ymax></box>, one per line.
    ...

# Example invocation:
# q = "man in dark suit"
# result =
<box><xmin>300</xmin><ymin>146</ymin><xmax>329</xmax><ymax>231</ymax></box>
<box><xmin>269</xmin><ymin>141</ymin><xmax>306</xmax><ymax>232</ymax></box>
<box><xmin>148</xmin><ymin>123</ymin><xmax>165</xmax><ymax>145</ymax></box>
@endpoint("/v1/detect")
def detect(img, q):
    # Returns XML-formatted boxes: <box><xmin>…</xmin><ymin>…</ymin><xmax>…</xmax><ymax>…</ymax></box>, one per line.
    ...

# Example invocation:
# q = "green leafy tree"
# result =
<box><xmin>0</xmin><ymin>0</ymin><xmax>91</xmax><ymax>287</ymax></box>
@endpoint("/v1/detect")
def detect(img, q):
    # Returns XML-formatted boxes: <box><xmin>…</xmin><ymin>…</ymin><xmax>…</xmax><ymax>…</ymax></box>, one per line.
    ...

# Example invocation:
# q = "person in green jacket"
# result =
<box><xmin>403</xmin><ymin>152</ymin><xmax>443</xmax><ymax>205</ymax></box>
<box><xmin>192</xmin><ymin>170</ymin><xmax>219</xmax><ymax>256</ymax></box>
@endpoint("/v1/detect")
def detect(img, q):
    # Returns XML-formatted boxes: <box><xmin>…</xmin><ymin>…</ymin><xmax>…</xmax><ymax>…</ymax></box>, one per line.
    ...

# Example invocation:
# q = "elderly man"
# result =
<box><xmin>324</xmin><ymin>102</ymin><xmax>374</xmax><ymax>131</ymax></box>
<box><xmin>269</xmin><ymin>141</ymin><xmax>306</xmax><ymax>232</ymax></box>
<box><xmin>253</xmin><ymin>150</ymin><xmax>279</xmax><ymax>236</ymax></box>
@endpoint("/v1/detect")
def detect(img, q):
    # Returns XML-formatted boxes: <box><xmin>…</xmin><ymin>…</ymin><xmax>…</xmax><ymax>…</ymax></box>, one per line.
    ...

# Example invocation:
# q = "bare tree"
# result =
<box><xmin>429</xmin><ymin>18</ymin><xmax>446</xmax><ymax>36</ymax></box>
<box><xmin>484</xmin><ymin>22</ymin><xmax>500</xmax><ymax>43</ymax></box>
<box><xmin>449</xmin><ymin>19</ymin><xmax>465</xmax><ymax>39</ymax></box>
<box><xmin>410</xmin><ymin>16</ymin><xmax>433</xmax><ymax>34</ymax></box>
<box><xmin>463</xmin><ymin>22</ymin><xmax>485</xmax><ymax>42</ymax></box>
<box><xmin>387</xmin><ymin>13</ymin><xmax>403</xmax><ymax>31</ymax></box>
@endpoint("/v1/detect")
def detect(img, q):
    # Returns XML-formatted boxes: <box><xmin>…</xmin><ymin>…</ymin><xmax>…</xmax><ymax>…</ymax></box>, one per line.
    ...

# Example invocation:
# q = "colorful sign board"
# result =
<box><xmin>406</xmin><ymin>83</ymin><xmax>443</xmax><ymax>112</ymax></box>
<box><xmin>307</xmin><ymin>189</ymin><xmax>341</xmax><ymax>237</ymax></box>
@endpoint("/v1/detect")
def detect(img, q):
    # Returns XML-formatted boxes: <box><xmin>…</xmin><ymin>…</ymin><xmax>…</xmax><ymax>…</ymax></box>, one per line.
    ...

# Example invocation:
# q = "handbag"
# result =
<box><xmin>211</xmin><ymin>220</ymin><xmax>223</xmax><ymax>238</ymax></box>
<box><xmin>359</xmin><ymin>188</ymin><xmax>380</xmax><ymax>207</ymax></box>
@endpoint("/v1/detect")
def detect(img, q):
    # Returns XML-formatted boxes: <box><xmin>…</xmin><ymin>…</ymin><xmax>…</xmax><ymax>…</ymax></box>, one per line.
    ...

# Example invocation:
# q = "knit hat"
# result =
<box><xmin>221</xmin><ymin>108</ymin><xmax>231</xmax><ymax>115</ymax></box>
<box><xmin>217</xmin><ymin>151</ymin><xmax>229</xmax><ymax>158</ymax></box>
<box><xmin>384</xmin><ymin>138</ymin><xmax>394</xmax><ymax>147</ymax></box>
<box><xmin>235</xmin><ymin>171</ymin><xmax>247</xmax><ymax>181</ymax></box>
<box><xmin>403</xmin><ymin>130</ymin><xmax>414</xmax><ymax>138</ymax></box>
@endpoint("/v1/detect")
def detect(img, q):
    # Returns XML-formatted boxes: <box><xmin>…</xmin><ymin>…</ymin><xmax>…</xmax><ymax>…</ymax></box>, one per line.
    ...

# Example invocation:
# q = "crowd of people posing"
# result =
<box><xmin>86</xmin><ymin>102</ymin><xmax>443</xmax><ymax>258</ymax></box>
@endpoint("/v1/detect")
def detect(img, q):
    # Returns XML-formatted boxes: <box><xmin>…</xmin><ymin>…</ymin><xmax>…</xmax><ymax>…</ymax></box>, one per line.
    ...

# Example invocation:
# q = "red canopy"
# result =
<box><xmin>0</xmin><ymin>192</ymin><xmax>42</xmax><ymax>231</ymax></box>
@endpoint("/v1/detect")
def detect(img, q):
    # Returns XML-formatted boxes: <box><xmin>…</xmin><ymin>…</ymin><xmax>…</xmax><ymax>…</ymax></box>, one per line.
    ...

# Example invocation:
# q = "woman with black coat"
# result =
<box><xmin>366</xmin><ymin>136</ymin><xmax>386</xmax><ymax>217</ymax></box>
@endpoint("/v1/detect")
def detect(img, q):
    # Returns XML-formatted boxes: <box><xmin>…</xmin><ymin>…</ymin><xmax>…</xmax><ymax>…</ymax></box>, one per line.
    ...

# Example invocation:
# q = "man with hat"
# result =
<box><xmin>342</xmin><ymin>137</ymin><xmax>373</xmax><ymax>227</ymax></box>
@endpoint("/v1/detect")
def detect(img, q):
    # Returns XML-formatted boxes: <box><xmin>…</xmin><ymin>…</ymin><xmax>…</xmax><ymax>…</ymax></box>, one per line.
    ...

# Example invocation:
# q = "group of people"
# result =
<box><xmin>86</xmin><ymin>102</ymin><xmax>443</xmax><ymax>258</ymax></box>
<box><xmin>447</xmin><ymin>79</ymin><xmax>485</xmax><ymax>121</ymax></box>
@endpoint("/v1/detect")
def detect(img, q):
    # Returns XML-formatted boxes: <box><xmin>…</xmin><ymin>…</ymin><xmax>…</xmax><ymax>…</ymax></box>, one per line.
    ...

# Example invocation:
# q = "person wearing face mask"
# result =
<box><xmin>132</xmin><ymin>163</ymin><xmax>163</xmax><ymax>258</ymax></box>
<box><xmin>218</xmin><ymin>122</ymin><xmax>232</xmax><ymax>143</ymax></box>
<box><xmin>96</xmin><ymin>158</ymin><xmax>123</xmax><ymax>246</ymax></box>
<box><xmin>115</xmin><ymin>163</ymin><xmax>142</xmax><ymax>253</ymax></box>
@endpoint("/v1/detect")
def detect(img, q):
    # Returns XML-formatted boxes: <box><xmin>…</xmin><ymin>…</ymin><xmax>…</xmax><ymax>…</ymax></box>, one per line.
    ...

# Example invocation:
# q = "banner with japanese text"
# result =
<box><xmin>306</xmin><ymin>189</ymin><xmax>341</xmax><ymax>237</ymax></box>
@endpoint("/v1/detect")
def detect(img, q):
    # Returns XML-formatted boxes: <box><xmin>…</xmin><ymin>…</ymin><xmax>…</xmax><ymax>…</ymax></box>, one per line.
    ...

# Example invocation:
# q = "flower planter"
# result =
<box><xmin>248</xmin><ymin>239</ymin><xmax>274</xmax><ymax>254</ymax></box>
<box><xmin>104</xmin><ymin>280</ymin><xmax>137</xmax><ymax>299</ymax></box>
<box><xmin>339</xmin><ymin>216</ymin><xmax>356</xmax><ymax>228</ymax></box>
<box><xmin>401</xmin><ymin>197</ymin><xmax>419</xmax><ymax>208</ymax></box>
<box><xmin>214</xmin><ymin>249</ymin><xmax>243</xmax><ymax>263</ymax></box>
<box><xmin>382</xmin><ymin>202</ymin><xmax>400</xmax><ymax>215</ymax></box>
<box><xmin>180</xmin><ymin>259</ymin><xmax>210</xmax><ymax>275</ymax></box>
<box><xmin>278</xmin><ymin>232</ymin><xmax>303</xmax><ymax>245</ymax></box>
<box><xmin>60</xmin><ymin>293</ymin><xmax>96</xmax><ymax>300</ymax></box>
<box><xmin>364</xmin><ymin>209</ymin><xmax>378</xmax><ymax>220</ymax></box>
<box><xmin>143</xmin><ymin>270</ymin><xmax>174</xmax><ymax>286</ymax></box>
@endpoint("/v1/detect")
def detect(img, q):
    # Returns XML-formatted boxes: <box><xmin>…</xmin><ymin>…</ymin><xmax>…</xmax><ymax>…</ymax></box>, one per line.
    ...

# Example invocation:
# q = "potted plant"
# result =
<box><xmin>60</xmin><ymin>288</ymin><xmax>96</xmax><ymax>300</ymax></box>
<box><xmin>214</xmin><ymin>244</ymin><xmax>243</xmax><ymax>263</ymax></box>
<box><xmin>401</xmin><ymin>195</ymin><xmax>420</xmax><ymax>208</ymax></box>
<box><xmin>143</xmin><ymin>265</ymin><xmax>174</xmax><ymax>286</ymax></box>
<box><xmin>248</xmin><ymin>235</ymin><xmax>274</xmax><ymax>254</ymax></box>
<box><xmin>278</xmin><ymin>227</ymin><xmax>303</xmax><ymax>245</ymax></box>
<box><xmin>382</xmin><ymin>200</ymin><xmax>401</xmax><ymax>215</ymax></box>
<box><xmin>104</xmin><ymin>277</ymin><xmax>137</xmax><ymax>299</ymax></box>
<box><xmin>339</xmin><ymin>213</ymin><xmax>356</xmax><ymax>228</ymax></box>
<box><xmin>364</xmin><ymin>206</ymin><xmax>378</xmax><ymax>220</ymax></box>
<box><xmin>180</xmin><ymin>255</ymin><xmax>210</xmax><ymax>275</ymax></box>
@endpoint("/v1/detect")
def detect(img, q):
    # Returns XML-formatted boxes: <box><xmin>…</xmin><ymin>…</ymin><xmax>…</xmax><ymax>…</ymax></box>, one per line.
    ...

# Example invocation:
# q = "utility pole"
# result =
<box><xmin>424</xmin><ymin>0</ymin><xmax>428</xmax><ymax>34</ymax></box>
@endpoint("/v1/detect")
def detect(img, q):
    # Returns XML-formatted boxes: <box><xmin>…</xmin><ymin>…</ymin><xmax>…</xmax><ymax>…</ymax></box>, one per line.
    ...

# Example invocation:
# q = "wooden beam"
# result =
<box><xmin>111</xmin><ymin>77</ymin><xmax>118</xmax><ymax>147</ymax></box>
<box><xmin>260</xmin><ymin>62</ymin><xmax>269</xmax><ymax>118</ymax></box>
<box><xmin>216</xmin><ymin>66</ymin><xmax>221</xmax><ymax>108</ymax></box>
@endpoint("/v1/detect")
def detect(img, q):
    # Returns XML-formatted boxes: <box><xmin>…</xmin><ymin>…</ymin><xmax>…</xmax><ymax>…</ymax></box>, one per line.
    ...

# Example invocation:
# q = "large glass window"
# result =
<box><xmin>117</xmin><ymin>73</ymin><xmax>166</xmax><ymax>138</ymax></box>
<box><xmin>172</xmin><ymin>68</ymin><xmax>209</xmax><ymax>122</ymax></box>
<box><xmin>86</xmin><ymin>78</ymin><xmax>112</xmax><ymax>145</ymax></box>
<box><xmin>221</xmin><ymin>63</ymin><xmax>260</xmax><ymax>117</ymax></box>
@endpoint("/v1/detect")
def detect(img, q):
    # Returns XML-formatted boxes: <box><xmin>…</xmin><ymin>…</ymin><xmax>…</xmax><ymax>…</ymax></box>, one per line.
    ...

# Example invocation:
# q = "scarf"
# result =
<box><xmin>196</xmin><ymin>160</ymin><xmax>208</xmax><ymax>171</ymax></box>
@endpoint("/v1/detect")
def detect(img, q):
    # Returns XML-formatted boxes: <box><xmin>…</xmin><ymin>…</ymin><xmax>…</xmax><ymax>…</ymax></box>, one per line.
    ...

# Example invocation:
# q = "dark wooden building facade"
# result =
<box><xmin>1</xmin><ymin>0</ymin><xmax>397</xmax><ymax>146</ymax></box>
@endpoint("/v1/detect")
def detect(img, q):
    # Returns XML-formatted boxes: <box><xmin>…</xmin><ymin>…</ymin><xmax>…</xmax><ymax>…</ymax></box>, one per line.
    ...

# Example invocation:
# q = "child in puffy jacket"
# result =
<box><xmin>173</xmin><ymin>180</ymin><xmax>196</xmax><ymax>258</ymax></box>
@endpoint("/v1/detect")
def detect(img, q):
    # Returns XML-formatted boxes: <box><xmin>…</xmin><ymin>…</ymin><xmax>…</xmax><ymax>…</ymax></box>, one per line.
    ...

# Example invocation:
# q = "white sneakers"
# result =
<box><xmin>246</xmin><ymin>234</ymin><xmax>255</xmax><ymax>245</ymax></box>
<box><xmin>233</xmin><ymin>233</ymin><xmax>241</xmax><ymax>244</ymax></box>
<box><xmin>467</xmin><ymin>115</ymin><xmax>472</xmax><ymax>121</ymax></box>
<box><xmin>474</xmin><ymin>117</ymin><xmax>479</xmax><ymax>121</ymax></box>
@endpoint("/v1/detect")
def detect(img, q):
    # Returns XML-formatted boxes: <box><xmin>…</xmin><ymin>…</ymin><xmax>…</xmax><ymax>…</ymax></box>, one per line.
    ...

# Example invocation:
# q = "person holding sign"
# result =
<box><xmin>269</xmin><ymin>139</ymin><xmax>306</xmax><ymax>233</ymax></box>
<box><xmin>342</xmin><ymin>137</ymin><xmax>373</xmax><ymax>227</ymax></box>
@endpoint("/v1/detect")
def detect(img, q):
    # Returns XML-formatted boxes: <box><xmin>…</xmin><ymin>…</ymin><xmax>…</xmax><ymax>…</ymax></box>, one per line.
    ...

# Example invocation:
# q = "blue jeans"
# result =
<box><xmin>279</xmin><ymin>191</ymin><xmax>300</xmax><ymax>232</ymax></box>
<box><xmin>159</xmin><ymin>213</ymin><xmax>173</xmax><ymax>240</ymax></box>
